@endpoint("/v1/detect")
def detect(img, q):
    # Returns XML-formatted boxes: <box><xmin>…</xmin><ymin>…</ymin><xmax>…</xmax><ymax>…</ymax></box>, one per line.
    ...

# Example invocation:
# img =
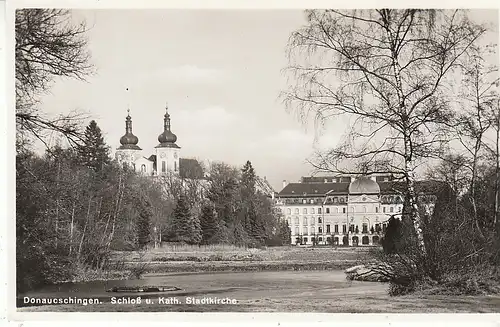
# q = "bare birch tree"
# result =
<box><xmin>283</xmin><ymin>9</ymin><xmax>486</xmax><ymax>254</ymax></box>
<box><xmin>454</xmin><ymin>45</ymin><xmax>499</xmax><ymax>238</ymax></box>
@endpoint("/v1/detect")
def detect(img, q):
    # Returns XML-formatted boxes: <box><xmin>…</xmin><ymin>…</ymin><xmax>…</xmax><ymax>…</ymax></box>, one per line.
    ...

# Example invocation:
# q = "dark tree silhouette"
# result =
<box><xmin>16</xmin><ymin>9</ymin><xmax>93</xmax><ymax>149</ymax></box>
<box><xmin>78</xmin><ymin>120</ymin><xmax>111</xmax><ymax>171</ymax></box>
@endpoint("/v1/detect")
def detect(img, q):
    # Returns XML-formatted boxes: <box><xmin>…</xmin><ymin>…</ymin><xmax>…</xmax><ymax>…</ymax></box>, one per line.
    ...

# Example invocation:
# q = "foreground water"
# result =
<box><xmin>17</xmin><ymin>270</ymin><xmax>500</xmax><ymax>312</ymax></box>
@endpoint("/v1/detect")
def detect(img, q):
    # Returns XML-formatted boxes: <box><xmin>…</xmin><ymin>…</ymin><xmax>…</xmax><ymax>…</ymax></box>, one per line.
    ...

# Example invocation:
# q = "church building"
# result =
<box><xmin>115</xmin><ymin>105</ymin><xmax>203</xmax><ymax>179</ymax></box>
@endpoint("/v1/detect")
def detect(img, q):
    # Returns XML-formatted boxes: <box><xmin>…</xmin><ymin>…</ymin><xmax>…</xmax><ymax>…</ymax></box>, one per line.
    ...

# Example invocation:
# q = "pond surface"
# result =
<box><xmin>18</xmin><ymin>270</ymin><xmax>499</xmax><ymax>312</ymax></box>
<box><xmin>18</xmin><ymin>270</ymin><xmax>386</xmax><ymax>309</ymax></box>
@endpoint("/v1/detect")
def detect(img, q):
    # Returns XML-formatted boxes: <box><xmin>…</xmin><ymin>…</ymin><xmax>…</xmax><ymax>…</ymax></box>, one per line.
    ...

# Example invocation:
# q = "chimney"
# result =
<box><xmin>282</xmin><ymin>180</ymin><xmax>288</xmax><ymax>189</ymax></box>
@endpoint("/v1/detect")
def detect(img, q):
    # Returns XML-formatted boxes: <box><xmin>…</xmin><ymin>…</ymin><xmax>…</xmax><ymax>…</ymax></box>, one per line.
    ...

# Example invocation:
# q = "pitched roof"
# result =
<box><xmin>278</xmin><ymin>182</ymin><xmax>350</xmax><ymax>197</ymax></box>
<box><xmin>378</xmin><ymin>180</ymin><xmax>447</xmax><ymax>194</ymax></box>
<box><xmin>279</xmin><ymin>179</ymin><xmax>446</xmax><ymax>197</ymax></box>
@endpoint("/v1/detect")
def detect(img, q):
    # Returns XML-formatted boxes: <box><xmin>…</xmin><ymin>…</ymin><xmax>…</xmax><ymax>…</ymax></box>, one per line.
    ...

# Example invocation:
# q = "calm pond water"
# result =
<box><xmin>18</xmin><ymin>270</ymin><xmax>388</xmax><ymax>310</ymax></box>
<box><xmin>17</xmin><ymin>271</ymin><xmax>500</xmax><ymax>313</ymax></box>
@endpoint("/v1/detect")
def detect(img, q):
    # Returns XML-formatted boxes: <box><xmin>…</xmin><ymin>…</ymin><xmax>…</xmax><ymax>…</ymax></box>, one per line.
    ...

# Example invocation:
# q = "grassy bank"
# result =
<box><xmin>110</xmin><ymin>245</ymin><xmax>375</xmax><ymax>275</ymax></box>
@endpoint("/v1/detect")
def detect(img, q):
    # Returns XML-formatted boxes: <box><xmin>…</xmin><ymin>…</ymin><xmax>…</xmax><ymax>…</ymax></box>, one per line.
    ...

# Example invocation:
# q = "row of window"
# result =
<box><xmin>293</xmin><ymin>223</ymin><xmax>387</xmax><ymax>235</ymax></box>
<box><xmin>284</xmin><ymin>195</ymin><xmax>437</xmax><ymax>206</ymax></box>
<box><xmin>295</xmin><ymin>235</ymin><xmax>381</xmax><ymax>245</ymax></box>
<box><xmin>285</xmin><ymin>206</ymin><xmax>402</xmax><ymax>215</ymax></box>
<box><xmin>289</xmin><ymin>216</ymin><xmax>323</xmax><ymax>225</ymax></box>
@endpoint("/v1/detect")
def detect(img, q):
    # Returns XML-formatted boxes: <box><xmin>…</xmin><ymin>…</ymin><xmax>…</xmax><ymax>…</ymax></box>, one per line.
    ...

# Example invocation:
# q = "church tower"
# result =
<box><xmin>155</xmin><ymin>104</ymin><xmax>180</xmax><ymax>175</ymax></box>
<box><xmin>115</xmin><ymin>110</ymin><xmax>142</xmax><ymax>170</ymax></box>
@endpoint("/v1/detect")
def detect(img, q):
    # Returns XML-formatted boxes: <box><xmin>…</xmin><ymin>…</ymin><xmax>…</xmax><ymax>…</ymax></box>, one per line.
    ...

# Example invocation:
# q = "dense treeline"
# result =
<box><xmin>14</xmin><ymin>9</ymin><xmax>289</xmax><ymax>293</ymax></box>
<box><xmin>16</xmin><ymin>121</ymin><xmax>288</xmax><ymax>293</ymax></box>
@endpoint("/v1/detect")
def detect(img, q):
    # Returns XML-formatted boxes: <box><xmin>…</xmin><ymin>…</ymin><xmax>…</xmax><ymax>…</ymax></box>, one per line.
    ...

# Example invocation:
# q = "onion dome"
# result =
<box><xmin>118</xmin><ymin>110</ymin><xmax>142</xmax><ymax>150</ymax></box>
<box><xmin>156</xmin><ymin>104</ymin><xmax>180</xmax><ymax>148</ymax></box>
<box><xmin>349</xmin><ymin>176</ymin><xmax>380</xmax><ymax>194</ymax></box>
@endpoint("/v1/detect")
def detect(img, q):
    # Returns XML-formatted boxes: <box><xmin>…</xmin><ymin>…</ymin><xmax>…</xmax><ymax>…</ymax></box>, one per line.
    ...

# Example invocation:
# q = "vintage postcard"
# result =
<box><xmin>4</xmin><ymin>0</ymin><xmax>500</xmax><ymax>325</ymax></box>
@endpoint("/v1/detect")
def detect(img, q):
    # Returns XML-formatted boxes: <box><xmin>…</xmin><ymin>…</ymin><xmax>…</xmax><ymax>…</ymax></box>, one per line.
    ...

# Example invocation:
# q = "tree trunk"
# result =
<box><xmin>78</xmin><ymin>196</ymin><xmax>92</xmax><ymax>260</ymax></box>
<box><xmin>470</xmin><ymin>143</ymin><xmax>485</xmax><ymax>239</ymax></box>
<box><xmin>494</xmin><ymin>104</ymin><xmax>499</xmax><ymax>228</ymax></box>
<box><xmin>495</xmin><ymin>104</ymin><xmax>500</xmax><ymax>263</ymax></box>
<box><xmin>404</xmin><ymin>142</ymin><xmax>427</xmax><ymax>255</ymax></box>
<box><xmin>69</xmin><ymin>204</ymin><xmax>75</xmax><ymax>256</ymax></box>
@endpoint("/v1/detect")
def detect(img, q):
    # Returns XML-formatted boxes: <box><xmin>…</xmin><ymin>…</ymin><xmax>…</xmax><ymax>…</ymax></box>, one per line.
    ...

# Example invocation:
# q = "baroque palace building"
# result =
<box><xmin>276</xmin><ymin>175</ymin><xmax>438</xmax><ymax>246</ymax></box>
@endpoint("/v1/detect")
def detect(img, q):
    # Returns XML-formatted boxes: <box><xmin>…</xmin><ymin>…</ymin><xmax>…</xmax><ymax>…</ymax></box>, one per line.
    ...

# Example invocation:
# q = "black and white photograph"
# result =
<box><xmin>7</xmin><ymin>0</ymin><xmax>500</xmax><ymax>319</ymax></box>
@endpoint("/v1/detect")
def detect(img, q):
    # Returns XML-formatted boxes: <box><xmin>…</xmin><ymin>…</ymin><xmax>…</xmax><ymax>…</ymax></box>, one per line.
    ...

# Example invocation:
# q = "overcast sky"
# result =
<box><xmin>37</xmin><ymin>9</ymin><xmax>499</xmax><ymax>191</ymax></box>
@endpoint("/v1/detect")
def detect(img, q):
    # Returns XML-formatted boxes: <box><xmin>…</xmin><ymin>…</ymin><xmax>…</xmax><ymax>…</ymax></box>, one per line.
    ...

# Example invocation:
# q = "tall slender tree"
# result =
<box><xmin>200</xmin><ymin>204</ymin><xmax>217</xmax><ymax>244</ymax></box>
<box><xmin>283</xmin><ymin>9</ymin><xmax>486</xmax><ymax>255</ymax></box>
<box><xmin>78</xmin><ymin>120</ymin><xmax>111</xmax><ymax>171</ymax></box>
<box><xmin>136</xmin><ymin>194</ymin><xmax>152</xmax><ymax>249</ymax></box>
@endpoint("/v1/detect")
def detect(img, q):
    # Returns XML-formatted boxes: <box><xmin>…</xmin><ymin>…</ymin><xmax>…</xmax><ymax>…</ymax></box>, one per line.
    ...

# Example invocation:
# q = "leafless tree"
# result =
<box><xmin>15</xmin><ymin>9</ymin><xmax>93</xmax><ymax>149</ymax></box>
<box><xmin>454</xmin><ymin>45</ymin><xmax>499</xmax><ymax>238</ymax></box>
<box><xmin>283</xmin><ymin>9</ymin><xmax>486</xmax><ymax>254</ymax></box>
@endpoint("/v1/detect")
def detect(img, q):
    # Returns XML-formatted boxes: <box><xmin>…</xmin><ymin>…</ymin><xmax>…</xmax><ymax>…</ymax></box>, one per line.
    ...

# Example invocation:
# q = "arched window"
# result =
<box><xmin>318</xmin><ymin>227</ymin><xmax>323</xmax><ymax>234</ymax></box>
<box><xmin>318</xmin><ymin>208</ymin><xmax>322</xmax><ymax>214</ymax></box>
<box><xmin>363</xmin><ymin>206</ymin><xmax>367</xmax><ymax>213</ymax></box>
<box><xmin>311</xmin><ymin>208</ymin><xmax>315</xmax><ymax>214</ymax></box>
<box><xmin>326</xmin><ymin>208</ymin><xmax>330</xmax><ymax>214</ymax></box>
<box><xmin>318</xmin><ymin>217</ymin><xmax>322</xmax><ymax>224</ymax></box>
<box><xmin>287</xmin><ymin>208</ymin><xmax>291</xmax><ymax>215</ymax></box>
<box><xmin>303</xmin><ymin>208</ymin><xmax>307</xmax><ymax>214</ymax></box>
<box><xmin>141</xmin><ymin>164</ymin><xmax>146</xmax><ymax>172</ymax></box>
<box><xmin>362</xmin><ymin>236</ymin><xmax>369</xmax><ymax>245</ymax></box>
<box><xmin>295</xmin><ymin>208</ymin><xmax>299</xmax><ymax>214</ymax></box>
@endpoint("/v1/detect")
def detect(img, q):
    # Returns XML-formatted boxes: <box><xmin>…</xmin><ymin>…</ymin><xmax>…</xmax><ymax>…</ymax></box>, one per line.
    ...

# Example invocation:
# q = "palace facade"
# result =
<box><xmin>276</xmin><ymin>175</ymin><xmax>438</xmax><ymax>246</ymax></box>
